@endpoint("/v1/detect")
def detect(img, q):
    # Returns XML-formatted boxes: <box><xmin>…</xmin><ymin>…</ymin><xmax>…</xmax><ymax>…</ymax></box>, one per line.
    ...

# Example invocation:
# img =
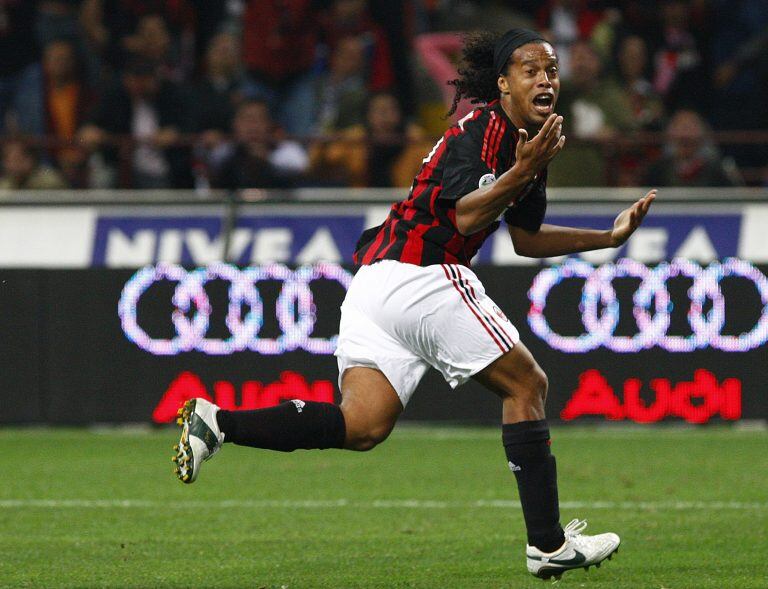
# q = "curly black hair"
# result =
<box><xmin>446</xmin><ymin>31</ymin><xmax>504</xmax><ymax>118</ymax></box>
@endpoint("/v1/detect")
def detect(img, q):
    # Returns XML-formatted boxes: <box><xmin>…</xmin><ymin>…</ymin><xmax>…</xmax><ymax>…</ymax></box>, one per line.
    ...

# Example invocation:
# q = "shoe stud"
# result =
<box><xmin>171</xmin><ymin>456</ymin><xmax>178</xmax><ymax>463</ymax></box>
<box><xmin>182</xmin><ymin>474</ymin><xmax>190</xmax><ymax>482</ymax></box>
<box><xmin>173</xmin><ymin>444</ymin><xmax>179</xmax><ymax>451</ymax></box>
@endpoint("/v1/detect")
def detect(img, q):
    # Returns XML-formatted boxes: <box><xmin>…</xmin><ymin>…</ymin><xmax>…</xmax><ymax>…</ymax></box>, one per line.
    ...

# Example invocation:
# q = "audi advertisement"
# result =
<box><xmin>0</xmin><ymin>260</ymin><xmax>765</xmax><ymax>425</ymax></box>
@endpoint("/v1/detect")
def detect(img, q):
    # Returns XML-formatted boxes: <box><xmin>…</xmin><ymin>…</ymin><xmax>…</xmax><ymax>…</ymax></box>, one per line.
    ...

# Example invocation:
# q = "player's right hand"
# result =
<box><xmin>514</xmin><ymin>114</ymin><xmax>566</xmax><ymax>176</ymax></box>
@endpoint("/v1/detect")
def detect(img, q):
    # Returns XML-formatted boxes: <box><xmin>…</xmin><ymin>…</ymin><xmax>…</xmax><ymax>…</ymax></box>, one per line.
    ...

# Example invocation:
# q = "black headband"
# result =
<box><xmin>493</xmin><ymin>28</ymin><xmax>546</xmax><ymax>76</ymax></box>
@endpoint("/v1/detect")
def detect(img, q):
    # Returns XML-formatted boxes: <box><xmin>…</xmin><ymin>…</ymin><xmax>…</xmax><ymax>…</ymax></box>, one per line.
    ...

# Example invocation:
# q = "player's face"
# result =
<box><xmin>498</xmin><ymin>42</ymin><xmax>560</xmax><ymax>130</ymax></box>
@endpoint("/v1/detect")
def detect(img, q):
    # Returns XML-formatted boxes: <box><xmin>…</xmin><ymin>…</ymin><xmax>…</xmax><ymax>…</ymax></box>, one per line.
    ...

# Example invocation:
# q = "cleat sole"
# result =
<box><xmin>172</xmin><ymin>399</ymin><xmax>198</xmax><ymax>484</ymax></box>
<box><xmin>532</xmin><ymin>541</ymin><xmax>620</xmax><ymax>580</ymax></box>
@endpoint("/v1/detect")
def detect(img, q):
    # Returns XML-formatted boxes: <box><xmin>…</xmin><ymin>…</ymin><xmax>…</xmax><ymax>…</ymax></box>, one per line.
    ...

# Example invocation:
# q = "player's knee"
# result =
<box><xmin>344</xmin><ymin>422</ymin><xmax>394</xmax><ymax>451</ymax></box>
<box><xmin>519</xmin><ymin>366</ymin><xmax>548</xmax><ymax>406</ymax></box>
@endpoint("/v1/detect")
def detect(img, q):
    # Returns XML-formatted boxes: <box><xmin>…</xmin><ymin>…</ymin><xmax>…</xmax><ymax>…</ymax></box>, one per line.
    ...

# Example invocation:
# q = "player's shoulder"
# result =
<box><xmin>449</xmin><ymin>102</ymin><xmax>502</xmax><ymax>143</ymax></box>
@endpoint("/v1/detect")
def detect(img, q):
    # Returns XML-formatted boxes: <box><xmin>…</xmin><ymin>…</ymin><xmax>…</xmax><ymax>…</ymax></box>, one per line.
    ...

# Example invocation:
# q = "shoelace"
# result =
<box><xmin>563</xmin><ymin>518</ymin><xmax>609</xmax><ymax>552</ymax></box>
<box><xmin>564</xmin><ymin>518</ymin><xmax>589</xmax><ymax>539</ymax></box>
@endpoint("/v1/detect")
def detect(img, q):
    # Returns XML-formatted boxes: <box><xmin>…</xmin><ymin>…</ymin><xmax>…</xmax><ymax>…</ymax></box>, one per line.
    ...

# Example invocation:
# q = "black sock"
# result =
<box><xmin>502</xmin><ymin>420</ymin><xmax>565</xmax><ymax>552</ymax></box>
<box><xmin>216</xmin><ymin>400</ymin><xmax>346</xmax><ymax>452</ymax></box>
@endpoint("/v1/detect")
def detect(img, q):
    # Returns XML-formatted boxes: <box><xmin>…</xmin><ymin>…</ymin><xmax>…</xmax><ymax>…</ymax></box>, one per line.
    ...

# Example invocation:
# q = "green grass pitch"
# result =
<box><xmin>0</xmin><ymin>426</ymin><xmax>766</xmax><ymax>588</ymax></box>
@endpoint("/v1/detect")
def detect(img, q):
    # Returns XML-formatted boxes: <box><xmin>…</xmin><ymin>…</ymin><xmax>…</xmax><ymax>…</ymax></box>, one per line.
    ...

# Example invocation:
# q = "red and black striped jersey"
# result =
<box><xmin>353</xmin><ymin>100</ymin><xmax>548</xmax><ymax>268</ymax></box>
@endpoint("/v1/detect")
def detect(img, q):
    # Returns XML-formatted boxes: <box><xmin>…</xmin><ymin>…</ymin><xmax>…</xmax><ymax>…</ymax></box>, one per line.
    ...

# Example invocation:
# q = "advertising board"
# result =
<box><xmin>2</xmin><ymin>202</ymin><xmax>768</xmax><ymax>267</ymax></box>
<box><xmin>1</xmin><ymin>262</ymin><xmax>764</xmax><ymax>425</ymax></box>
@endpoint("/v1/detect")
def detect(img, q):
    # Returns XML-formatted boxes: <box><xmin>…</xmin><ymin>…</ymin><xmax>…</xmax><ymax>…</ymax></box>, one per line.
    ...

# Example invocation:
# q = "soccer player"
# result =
<box><xmin>172</xmin><ymin>29</ymin><xmax>656</xmax><ymax>580</ymax></box>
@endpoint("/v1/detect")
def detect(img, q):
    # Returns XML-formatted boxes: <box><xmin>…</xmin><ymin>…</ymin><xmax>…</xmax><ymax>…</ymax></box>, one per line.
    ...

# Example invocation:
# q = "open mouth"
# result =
<box><xmin>532</xmin><ymin>93</ymin><xmax>554</xmax><ymax>114</ymax></box>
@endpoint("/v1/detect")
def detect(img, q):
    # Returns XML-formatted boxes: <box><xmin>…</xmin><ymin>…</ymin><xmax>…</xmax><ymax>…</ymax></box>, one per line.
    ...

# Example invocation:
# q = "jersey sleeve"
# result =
<box><xmin>439</xmin><ymin>113</ymin><xmax>494</xmax><ymax>201</ymax></box>
<box><xmin>504</xmin><ymin>170</ymin><xmax>548</xmax><ymax>232</ymax></box>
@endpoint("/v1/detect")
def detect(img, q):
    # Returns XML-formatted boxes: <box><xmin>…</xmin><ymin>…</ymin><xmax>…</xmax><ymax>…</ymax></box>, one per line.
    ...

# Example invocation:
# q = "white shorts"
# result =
<box><xmin>335</xmin><ymin>260</ymin><xmax>520</xmax><ymax>407</ymax></box>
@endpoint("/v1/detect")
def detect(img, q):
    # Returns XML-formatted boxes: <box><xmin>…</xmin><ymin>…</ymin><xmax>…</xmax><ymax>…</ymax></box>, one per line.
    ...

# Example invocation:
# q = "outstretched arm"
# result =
<box><xmin>509</xmin><ymin>189</ymin><xmax>657</xmax><ymax>257</ymax></box>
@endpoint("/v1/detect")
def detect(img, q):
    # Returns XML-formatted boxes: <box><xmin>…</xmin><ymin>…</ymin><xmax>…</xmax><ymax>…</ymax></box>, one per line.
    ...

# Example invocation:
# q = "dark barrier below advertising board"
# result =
<box><xmin>0</xmin><ymin>262</ymin><xmax>766</xmax><ymax>425</ymax></box>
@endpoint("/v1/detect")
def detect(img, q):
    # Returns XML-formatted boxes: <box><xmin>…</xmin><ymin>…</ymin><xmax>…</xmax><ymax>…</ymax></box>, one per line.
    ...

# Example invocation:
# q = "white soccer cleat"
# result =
<box><xmin>171</xmin><ymin>398</ymin><xmax>225</xmax><ymax>484</ymax></box>
<box><xmin>526</xmin><ymin>519</ymin><xmax>620</xmax><ymax>580</ymax></box>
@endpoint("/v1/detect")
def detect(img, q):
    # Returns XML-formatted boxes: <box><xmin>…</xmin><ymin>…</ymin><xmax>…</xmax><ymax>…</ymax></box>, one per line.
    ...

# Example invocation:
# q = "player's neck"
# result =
<box><xmin>499</xmin><ymin>97</ymin><xmax>528</xmax><ymax>132</ymax></box>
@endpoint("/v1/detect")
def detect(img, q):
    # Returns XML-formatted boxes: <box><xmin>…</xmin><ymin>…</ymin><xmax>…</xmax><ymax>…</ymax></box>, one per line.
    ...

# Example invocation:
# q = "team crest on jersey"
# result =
<box><xmin>478</xmin><ymin>173</ymin><xmax>496</xmax><ymax>188</ymax></box>
<box><xmin>493</xmin><ymin>305</ymin><xmax>508</xmax><ymax>322</ymax></box>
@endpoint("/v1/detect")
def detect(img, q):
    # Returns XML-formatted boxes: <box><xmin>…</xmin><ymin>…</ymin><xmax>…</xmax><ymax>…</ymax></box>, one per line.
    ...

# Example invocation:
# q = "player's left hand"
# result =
<box><xmin>610</xmin><ymin>189</ymin><xmax>657</xmax><ymax>247</ymax></box>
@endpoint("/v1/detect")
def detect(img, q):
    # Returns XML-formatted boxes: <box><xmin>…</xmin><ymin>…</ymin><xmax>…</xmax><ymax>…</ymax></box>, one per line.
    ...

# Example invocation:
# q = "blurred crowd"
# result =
<box><xmin>0</xmin><ymin>0</ymin><xmax>766</xmax><ymax>192</ymax></box>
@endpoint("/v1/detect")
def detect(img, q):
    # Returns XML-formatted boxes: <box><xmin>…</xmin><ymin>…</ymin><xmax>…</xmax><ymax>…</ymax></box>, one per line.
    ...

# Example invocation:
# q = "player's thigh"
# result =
<box><xmin>472</xmin><ymin>340</ymin><xmax>548</xmax><ymax>402</ymax></box>
<box><xmin>339</xmin><ymin>366</ymin><xmax>403</xmax><ymax>450</ymax></box>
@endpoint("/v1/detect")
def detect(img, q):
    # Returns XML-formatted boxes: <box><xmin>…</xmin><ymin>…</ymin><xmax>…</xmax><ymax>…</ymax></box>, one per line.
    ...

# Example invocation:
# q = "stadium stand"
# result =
<box><xmin>0</xmin><ymin>0</ymin><xmax>766</xmax><ymax>190</ymax></box>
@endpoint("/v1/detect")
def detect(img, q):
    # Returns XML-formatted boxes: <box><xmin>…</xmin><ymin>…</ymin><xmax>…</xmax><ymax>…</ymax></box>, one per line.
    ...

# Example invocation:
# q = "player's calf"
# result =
<box><xmin>172</xmin><ymin>398</ymin><xmax>347</xmax><ymax>483</ymax></box>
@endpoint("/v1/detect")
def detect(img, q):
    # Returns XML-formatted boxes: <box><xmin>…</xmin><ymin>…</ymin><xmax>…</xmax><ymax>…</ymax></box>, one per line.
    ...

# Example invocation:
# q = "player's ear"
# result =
<box><xmin>498</xmin><ymin>75</ymin><xmax>510</xmax><ymax>96</ymax></box>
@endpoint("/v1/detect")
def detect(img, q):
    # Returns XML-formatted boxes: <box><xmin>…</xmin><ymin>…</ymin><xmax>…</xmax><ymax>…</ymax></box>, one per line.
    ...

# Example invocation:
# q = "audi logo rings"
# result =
<box><xmin>118</xmin><ymin>263</ymin><xmax>353</xmax><ymax>356</ymax></box>
<box><xmin>528</xmin><ymin>258</ymin><xmax>768</xmax><ymax>353</ymax></box>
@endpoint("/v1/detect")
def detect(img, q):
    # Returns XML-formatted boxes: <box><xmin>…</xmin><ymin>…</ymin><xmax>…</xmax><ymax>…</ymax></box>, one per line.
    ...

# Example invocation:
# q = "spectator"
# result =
<box><xmin>211</xmin><ymin>99</ymin><xmax>309</xmax><ymax>191</ymax></box>
<box><xmin>549</xmin><ymin>40</ymin><xmax>634</xmax><ymax>186</ymax></box>
<box><xmin>0</xmin><ymin>1</ymin><xmax>44</xmax><ymax>135</ymax></box>
<box><xmin>310</xmin><ymin>91</ymin><xmax>431</xmax><ymax>188</ymax></box>
<box><xmin>187</xmin><ymin>31</ymin><xmax>255</xmax><ymax>137</ymax></box>
<box><xmin>615</xmin><ymin>35</ymin><xmax>664</xmax><ymax>131</ymax></box>
<box><xmin>0</xmin><ymin>139</ymin><xmax>68</xmax><ymax>190</ymax></box>
<box><xmin>241</xmin><ymin>0</ymin><xmax>319</xmax><ymax>137</ymax></box>
<box><xmin>651</xmin><ymin>0</ymin><xmax>707</xmax><ymax>112</ymax></box>
<box><xmin>122</xmin><ymin>13</ymin><xmax>187</xmax><ymax>83</ymax></box>
<box><xmin>611</xmin><ymin>34</ymin><xmax>666</xmax><ymax>185</ymax></box>
<box><xmin>40</xmin><ymin>1</ymin><xmax>108</xmax><ymax>92</ymax></box>
<box><xmin>78</xmin><ymin>56</ymin><xmax>191</xmax><ymax>188</ymax></box>
<box><xmin>643</xmin><ymin>109</ymin><xmax>742</xmax><ymax>187</ymax></box>
<box><xmin>320</xmin><ymin>0</ymin><xmax>396</xmax><ymax>93</ymax></box>
<box><xmin>536</xmin><ymin>0</ymin><xmax>605</xmax><ymax>80</ymax></box>
<box><xmin>100</xmin><ymin>0</ymin><xmax>196</xmax><ymax>77</ymax></box>
<box><xmin>313</xmin><ymin>35</ymin><xmax>369</xmax><ymax>133</ymax></box>
<box><xmin>41</xmin><ymin>38</ymin><xmax>92</xmax><ymax>187</ymax></box>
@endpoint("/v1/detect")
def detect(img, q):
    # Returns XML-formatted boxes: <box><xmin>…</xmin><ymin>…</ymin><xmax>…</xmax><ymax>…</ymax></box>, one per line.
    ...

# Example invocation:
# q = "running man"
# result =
<box><xmin>172</xmin><ymin>29</ymin><xmax>656</xmax><ymax>580</ymax></box>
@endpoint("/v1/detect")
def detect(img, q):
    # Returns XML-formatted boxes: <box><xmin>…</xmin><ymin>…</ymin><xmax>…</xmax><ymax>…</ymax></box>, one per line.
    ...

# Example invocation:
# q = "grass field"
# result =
<box><xmin>0</xmin><ymin>426</ymin><xmax>766</xmax><ymax>589</ymax></box>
